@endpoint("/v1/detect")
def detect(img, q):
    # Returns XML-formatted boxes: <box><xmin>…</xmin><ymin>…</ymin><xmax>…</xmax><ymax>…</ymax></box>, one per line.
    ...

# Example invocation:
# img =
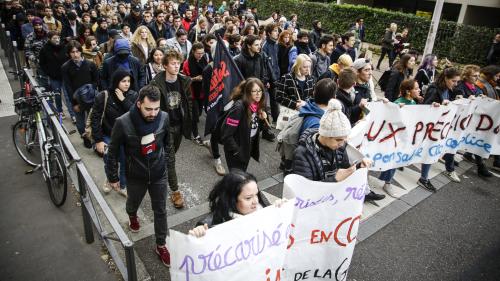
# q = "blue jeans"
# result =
<box><xmin>49</xmin><ymin>78</ymin><xmax>75</xmax><ymax>116</ymax></box>
<box><xmin>102</xmin><ymin>135</ymin><xmax>127</xmax><ymax>189</ymax></box>
<box><xmin>379</xmin><ymin>163</ymin><xmax>433</xmax><ymax>184</ymax></box>
<box><xmin>443</xmin><ymin>153</ymin><xmax>455</xmax><ymax>172</ymax></box>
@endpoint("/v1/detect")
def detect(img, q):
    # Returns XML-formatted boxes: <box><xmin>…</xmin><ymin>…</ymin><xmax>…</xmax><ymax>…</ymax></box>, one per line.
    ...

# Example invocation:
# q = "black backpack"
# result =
<box><xmin>378</xmin><ymin>70</ymin><xmax>392</xmax><ymax>92</ymax></box>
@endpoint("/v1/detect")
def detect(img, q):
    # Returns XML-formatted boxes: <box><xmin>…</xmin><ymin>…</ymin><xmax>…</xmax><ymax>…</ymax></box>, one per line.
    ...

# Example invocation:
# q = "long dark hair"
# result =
<box><xmin>395</xmin><ymin>54</ymin><xmax>413</xmax><ymax>73</ymax></box>
<box><xmin>436</xmin><ymin>67</ymin><xmax>461</xmax><ymax>90</ymax></box>
<box><xmin>230</xmin><ymin>78</ymin><xmax>266</xmax><ymax>124</ymax></box>
<box><xmin>208</xmin><ymin>170</ymin><xmax>268</xmax><ymax>225</ymax></box>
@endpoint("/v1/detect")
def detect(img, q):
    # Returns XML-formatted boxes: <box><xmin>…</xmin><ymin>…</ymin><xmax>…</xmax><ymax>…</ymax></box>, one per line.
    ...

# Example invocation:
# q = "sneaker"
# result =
<box><xmin>214</xmin><ymin>158</ymin><xmax>226</xmax><ymax>176</ymax></box>
<box><xmin>71</xmin><ymin>116</ymin><xmax>77</xmax><ymax>124</ymax></box>
<box><xmin>382</xmin><ymin>183</ymin><xmax>400</xmax><ymax>198</ymax></box>
<box><xmin>128</xmin><ymin>215</ymin><xmax>140</xmax><ymax>233</ymax></box>
<box><xmin>478</xmin><ymin>165</ymin><xmax>493</xmax><ymax>178</ymax></box>
<box><xmin>444</xmin><ymin>171</ymin><xmax>461</xmax><ymax>183</ymax></box>
<box><xmin>364</xmin><ymin>191</ymin><xmax>385</xmax><ymax>201</ymax></box>
<box><xmin>418</xmin><ymin>178</ymin><xmax>436</xmax><ymax>192</ymax></box>
<box><xmin>117</xmin><ymin>188</ymin><xmax>128</xmax><ymax>197</ymax></box>
<box><xmin>261</xmin><ymin>130</ymin><xmax>276</xmax><ymax>142</ymax></box>
<box><xmin>60</xmin><ymin>112</ymin><xmax>66</xmax><ymax>120</ymax></box>
<box><xmin>82</xmin><ymin>137</ymin><xmax>92</xmax><ymax>149</ymax></box>
<box><xmin>170</xmin><ymin>190</ymin><xmax>184</xmax><ymax>208</ymax></box>
<box><xmin>102</xmin><ymin>181</ymin><xmax>112</xmax><ymax>194</ymax></box>
<box><xmin>155</xmin><ymin>245</ymin><xmax>171</xmax><ymax>267</ymax></box>
<box><xmin>193</xmin><ymin>136</ymin><xmax>204</xmax><ymax>146</ymax></box>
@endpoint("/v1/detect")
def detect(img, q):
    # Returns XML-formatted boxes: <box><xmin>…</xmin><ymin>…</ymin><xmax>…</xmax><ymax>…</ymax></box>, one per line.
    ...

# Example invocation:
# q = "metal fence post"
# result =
<box><xmin>124</xmin><ymin>242</ymin><xmax>138</xmax><ymax>281</ymax></box>
<box><xmin>78</xmin><ymin>171</ymin><xmax>95</xmax><ymax>244</ymax></box>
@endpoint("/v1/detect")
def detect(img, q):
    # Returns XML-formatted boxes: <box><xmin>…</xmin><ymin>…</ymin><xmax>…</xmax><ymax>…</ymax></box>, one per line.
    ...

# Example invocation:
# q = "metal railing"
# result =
<box><xmin>1</xmin><ymin>21</ymin><xmax>137</xmax><ymax>281</ymax></box>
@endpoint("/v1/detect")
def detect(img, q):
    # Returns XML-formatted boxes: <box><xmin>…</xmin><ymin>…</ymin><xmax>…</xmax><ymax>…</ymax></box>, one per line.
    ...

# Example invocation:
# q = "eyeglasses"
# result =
<box><xmin>251</xmin><ymin>89</ymin><xmax>263</xmax><ymax>94</ymax></box>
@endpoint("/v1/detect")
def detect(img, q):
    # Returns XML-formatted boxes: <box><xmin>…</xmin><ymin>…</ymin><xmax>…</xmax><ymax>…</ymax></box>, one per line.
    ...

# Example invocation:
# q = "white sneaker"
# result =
<box><xmin>102</xmin><ymin>181</ymin><xmax>112</xmax><ymax>194</ymax></box>
<box><xmin>382</xmin><ymin>183</ymin><xmax>400</xmax><ymax>198</ymax></box>
<box><xmin>117</xmin><ymin>188</ymin><xmax>127</xmax><ymax>198</ymax></box>
<box><xmin>444</xmin><ymin>171</ymin><xmax>461</xmax><ymax>183</ymax></box>
<box><xmin>214</xmin><ymin>158</ymin><xmax>226</xmax><ymax>176</ymax></box>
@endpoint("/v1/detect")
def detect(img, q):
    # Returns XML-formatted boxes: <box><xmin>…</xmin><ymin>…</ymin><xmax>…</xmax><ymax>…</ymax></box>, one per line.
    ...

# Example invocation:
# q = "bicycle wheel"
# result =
<box><xmin>12</xmin><ymin>120</ymin><xmax>41</xmax><ymax>166</ymax></box>
<box><xmin>46</xmin><ymin>147</ymin><xmax>67</xmax><ymax>207</ymax></box>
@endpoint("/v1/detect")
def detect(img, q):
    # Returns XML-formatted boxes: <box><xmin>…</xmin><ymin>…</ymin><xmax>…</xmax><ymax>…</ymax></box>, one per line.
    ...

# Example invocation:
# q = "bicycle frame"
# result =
<box><xmin>34</xmin><ymin>110</ymin><xmax>52</xmax><ymax>181</ymax></box>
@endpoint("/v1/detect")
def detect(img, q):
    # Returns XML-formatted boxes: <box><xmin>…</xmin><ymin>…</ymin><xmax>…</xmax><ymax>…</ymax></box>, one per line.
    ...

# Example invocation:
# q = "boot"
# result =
<box><xmin>478</xmin><ymin>164</ymin><xmax>492</xmax><ymax>178</ymax></box>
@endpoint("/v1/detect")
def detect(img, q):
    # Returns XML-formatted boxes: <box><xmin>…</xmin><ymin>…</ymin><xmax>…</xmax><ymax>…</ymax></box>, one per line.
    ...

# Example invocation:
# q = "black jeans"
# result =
<box><xmin>191</xmin><ymin>99</ymin><xmax>203</xmax><ymax>137</ymax></box>
<box><xmin>377</xmin><ymin>47</ymin><xmax>395</xmax><ymax>69</ymax></box>
<box><xmin>224</xmin><ymin>148</ymin><xmax>249</xmax><ymax>172</ymax></box>
<box><xmin>210</xmin><ymin>132</ymin><xmax>221</xmax><ymax>159</ymax></box>
<box><xmin>269</xmin><ymin>83</ymin><xmax>280</xmax><ymax>123</ymax></box>
<box><xmin>126</xmin><ymin>175</ymin><xmax>168</xmax><ymax>245</ymax></box>
<box><xmin>167</xmin><ymin>125</ymin><xmax>182</xmax><ymax>191</ymax></box>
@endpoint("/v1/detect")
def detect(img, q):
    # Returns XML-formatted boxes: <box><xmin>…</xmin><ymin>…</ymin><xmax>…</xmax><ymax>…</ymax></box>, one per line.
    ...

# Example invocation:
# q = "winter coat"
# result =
<box><xmin>165</xmin><ymin>37</ymin><xmax>192</xmax><ymax>59</ymax></box>
<box><xmin>24</xmin><ymin>31</ymin><xmax>48</xmax><ymax>66</ymax></box>
<box><xmin>298</xmin><ymin>100</ymin><xmax>324</xmax><ymax>136</ymax></box>
<box><xmin>310</xmin><ymin>50</ymin><xmax>331</xmax><ymax>81</ymax></box>
<box><xmin>61</xmin><ymin>21</ymin><xmax>83</xmax><ymax>40</ymax></box>
<box><xmin>414</xmin><ymin>68</ymin><xmax>435</xmax><ymax>90</ymax></box>
<box><xmin>148</xmin><ymin>21</ymin><xmax>173</xmax><ymax>40</ymax></box>
<box><xmin>123</xmin><ymin>14</ymin><xmax>142</xmax><ymax>33</ymax></box>
<box><xmin>234</xmin><ymin>49</ymin><xmax>269</xmax><ymax>83</ymax></box>
<box><xmin>276</xmin><ymin>73</ymin><xmax>314</xmax><ymax>109</ymax></box>
<box><xmin>336</xmin><ymin>88</ymin><xmax>363</xmax><ymax>126</ymax></box>
<box><xmin>39</xmin><ymin>42</ymin><xmax>68</xmax><ymax>80</ymax></box>
<box><xmin>131</xmin><ymin>42</ymin><xmax>153</xmax><ymax>65</ymax></box>
<box><xmin>384</xmin><ymin>69</ymin><xmax>410</xmax><ymax>102</ymax></box>
<box><xmin>105</xmin><ymin>110</ymin><xmax>170</xmax><ymax>183</ymax></box>
<box><xmin>61</xmin><ymin>59</ymin><xmax>98</xmax><ymax>106</ymax></box>
<box><xmin>82</xmin><ymin>47</ymin><xmax>104</xmax><ymax>68</ymax></box>
<box><xmin>182</xmin><ymin>56</ymin><xmax>208</xmax><ymax>100</ymax></box>
<box><xmin>318</xmin><ymin>64</ymin><xmax>340</xmax><ymax>83</ymax></box>
<box><xmin>330</xmin><ymin>44</ymin><xmax>355</xmax><ymax>64</ymax></box>
<box><xmin>150</xmin><ymin>72</ymin><xmax>193</xmax><ymax>139</ymax></box>
<box><xmin>381</xmin><ymin>29</ymin><xmax>394</xmax><ymax>50</ymax></box>
<box><xmin>220</xmin><ymin>100</ymin><xmax>260</xmax><ymax>163</ymax></box>
<box><xmin>423</xmin><ymin>83</ymin><xmax>459</xmax><ymax>104</ymax></box>
<box><xmin>292</xmin><ymin>128</ymin><xmax>350</xmax><ymax>182</ymax></box>
<box><xmin>455</xmin><ymin>81</ymin><xmax>483</xmax><ymax>99</ymax></box>
<box><xmin>476</xmin><ymin>77</ymin><xmax>498</xmax><ymax>100</ymax></box>
<box><xmin>278</xmin><ymin>44</ymin><xmax>291</xmax><ymax>76</ymax></box>
<box><xmin>309</xmin><ymin>29</ymin><xmax>322</xmax><ymax>49</ymax></box>
<box><xmin>288</xmin><ymin>42</ymin><xmax>311</xmax><ymax>72</ymax></box>
<box><xmin>101</xmin><ymin>54</ymin><xmax>146</xmax><ymax>92</ymax></box>
<box><xmin>95</xmin><ymin>27</ymin><xmax>109</xmax><ymax>45</ymax></box>
<box><xmin>262</xmin><ymin>38</ymin><xmax>280</xmax><ymax>82</ymax></box>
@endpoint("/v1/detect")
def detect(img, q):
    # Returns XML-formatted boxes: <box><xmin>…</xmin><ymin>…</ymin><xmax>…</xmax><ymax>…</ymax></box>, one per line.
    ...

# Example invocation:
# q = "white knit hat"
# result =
<box><xmin>319</xmin><ymin>99</ymin><xmax>351</xmax><ymax>138</ymax></box>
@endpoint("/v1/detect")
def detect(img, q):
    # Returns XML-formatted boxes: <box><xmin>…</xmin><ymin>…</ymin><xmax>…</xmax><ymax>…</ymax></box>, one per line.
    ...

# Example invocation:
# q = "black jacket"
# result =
<box><xmin>39</xmin><ymin>42</ymin><xmax>68</xmax><ymax>80</ymax></box>
<box><xmin>276</xmin><ymin>73</ymin><xmax>314</xmax><ymax>109</ymax></box>
<box><xmin>101</xmin><ymin>55</ymin><xmax>146</xmax><ymax>92</ymax></box>
<box><xmin>150</xmin><ymin>72</ymin><xmax>193</xmax><ymax>139</ymax></box>
<box><xmin>414</xmin><ymin>68</ymin><xmax>435</xmax><ymax>90</ymax></box>
<box><xmin>278</xmin><ymin>44</ymin><xmax>291</xmax><ymax>76</ymax></box>
<box><xmin>384</xmin><ymin>69</ymin><xmax>409</xmax><ymax>102</ymax></box>
<box><xmin>292</xmin><ymin>128</ymin><xmax>350</xmax><ymax>182</ymax></box>
<box><xmin>330</xmin><ymin>44</ymin><xmax>355</xmax><ymax>64</ymax></box>
<box><xmin>336</xmin><ymin>88</ymin><xmax>363</xmax><ymax>126</ymax></box>
<box><xmin>61</xmin><ymin>59</ymin><xmax>98</xmax><ymax>106</ymax></box>
<box><xmin>90</xmin><ymin>89</ymin><xmax>138</xmax><ymax>143</ymax></box>
<box><xmin>234</xmin><ymin>49</ymin><xmax>269</xmax><ymax>83</ymax></box>
<box><xmin>148</xmin><ymin>21</ymin><xmax>173</xmax><ymax>40</ymax></box>
<box><xmin>423</xmin><ymin>83</ymin><xmax>459</xmax><ymax>104</ymax></box>
<box><xmin>95</xmin><ymin>27</ymin><xmax>109</xmax><ymax>45</ymax></box>
<box><xmin>381</xmin><ymin>29</ymin><xmax>394</xmax><ymax>50</ymax></box>
<box><xmin>221</xmin><ymin>100</ymin><xmax>260</xmax><ymax>163</ymax></box>
<box><xmin>105</xmin><ymin>111</ymin><xmax>170</xmax><ymax>183</ymax></box>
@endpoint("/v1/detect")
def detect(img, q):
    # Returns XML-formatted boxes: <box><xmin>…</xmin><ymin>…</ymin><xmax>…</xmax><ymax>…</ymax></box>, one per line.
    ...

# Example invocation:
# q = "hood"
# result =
<box><xmin>299</xmin><ymin>100</ymin><xmax>324</xmax><ymax>118</ymax></box>
<box><xmin>114</xmin><ymin>38</ymin><xmax>130</xmax><ymax>55</ymax></box>
<box><xmin>110</xmin><ymin>69</ymin><xmax>133</xmax><ymax>92</ymax></box>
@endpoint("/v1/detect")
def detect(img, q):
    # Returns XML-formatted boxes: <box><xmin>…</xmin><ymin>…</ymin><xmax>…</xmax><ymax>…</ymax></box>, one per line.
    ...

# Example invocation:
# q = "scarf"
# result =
<box><xmin>129</xmin><ymin>104</ymin><xmax>161</xmax><ymax>137</ymax></box>
<box><xmin>150</xmin><ymin>62</ymin><xmax>164</xmax><ymax>75</ymax></box>
<box><xmin>250</xmin><ymin>102</ymin><xmax>259</xmax><ymax>113</ymax></box>
<box><xmin>464</xmin><ymin>81</ymin><xmax>476</xmax><ymax>91</ymax></box>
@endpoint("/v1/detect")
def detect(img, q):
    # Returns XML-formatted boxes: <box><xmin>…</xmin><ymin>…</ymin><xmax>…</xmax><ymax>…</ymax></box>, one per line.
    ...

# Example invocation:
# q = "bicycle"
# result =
<box><xmin>12</xmin><ymin>91</ymin><xmax>68</xmax><ymax>207</ymax></box>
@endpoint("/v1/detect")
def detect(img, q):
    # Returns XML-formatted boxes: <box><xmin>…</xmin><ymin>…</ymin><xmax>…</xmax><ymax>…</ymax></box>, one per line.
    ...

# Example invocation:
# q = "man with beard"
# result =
<box><xmin>150</xmin><ymin>49</ymin><xmax>193</xmax><ymax>209</ymax></box>
<box><xmin>181</xmin><ymin>9</ymin><xmax>193</xmax><ymax>32</ymax></box>
<box><xmin>148</xmin><ymin>10</ymin><xmax>172</xmax><ymax>40</ymax></box>
<box><xmin>25</xmin><ymin>17</ymin><xmax>48</xmax><ymax>77</ymax></box>
<box><xmin>100</xmin><ymin>38</ymin><xmax>146</xmax><ymax>92</ymax></box>
<box><xmin>288</xmin><ymin>31</ymin><xmax>311</xmax><ymax>72</ymax></box>
<box><xmin>105</xmin><ymin>85</ymin><xmax>172</xmax><ymax>267</ymax></box>
<box><xmin>61</xmin><ymin>12</ymin><xmax>82</xmax><ymax>42</ymax></box>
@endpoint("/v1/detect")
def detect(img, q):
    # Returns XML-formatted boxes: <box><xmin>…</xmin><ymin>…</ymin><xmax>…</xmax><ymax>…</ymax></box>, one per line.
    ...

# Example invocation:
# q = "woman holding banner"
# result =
<box><xmin>379</xmin><ymin>79</ymin><xmax>439</xmax><ymax>196</ymax></box>
<box><xmin>423</xmin><ymin>67</ymin><xmax>462</xmax><ymax>183</ymax></box>
<box><xmin>189</xmin><ymin>171</ymin><xmax>271</xmax><ymax>237</ymax></box>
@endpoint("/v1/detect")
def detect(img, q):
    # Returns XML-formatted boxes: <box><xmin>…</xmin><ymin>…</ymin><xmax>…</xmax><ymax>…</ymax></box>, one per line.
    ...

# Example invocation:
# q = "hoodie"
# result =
<box><xmin>298</xmin><ymin>100</ymin><xmax>325</xmax><ymax>136</ymax></box>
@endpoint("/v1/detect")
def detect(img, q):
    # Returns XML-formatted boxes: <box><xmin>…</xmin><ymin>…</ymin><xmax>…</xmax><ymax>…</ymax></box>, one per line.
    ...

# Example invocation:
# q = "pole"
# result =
<box><xmin>423</xmin><ymin>0</ymin><xmax>444</xmax><ymax>57</ymax></box>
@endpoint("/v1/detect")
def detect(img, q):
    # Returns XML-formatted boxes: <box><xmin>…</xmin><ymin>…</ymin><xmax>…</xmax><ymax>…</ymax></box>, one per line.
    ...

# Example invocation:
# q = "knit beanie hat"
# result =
<box><xmin>319</xmin><ymin>99</ymin><xmax>351</xmax><ymax>138</ymax></box>
<box><xmin>352</xmin><ymin>58</ymin><xmax>370</xmax><ymax>70</ymax></box>
<box><xmin>32</xmin><ymin>17</ymin><xmax>43</xmax><ymax>26</ymax></box>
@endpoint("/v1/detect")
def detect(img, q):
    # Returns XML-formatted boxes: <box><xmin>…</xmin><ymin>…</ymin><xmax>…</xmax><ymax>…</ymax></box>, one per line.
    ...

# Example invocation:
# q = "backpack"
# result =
<box><xmin>378</xmin><ymin>70</ymin><xmax>392</xmax><ymax>92</ymax></box>
<box><xmin>83</xmin><ymin>90</ymin><xmax>109</xmax><ymax>144</ymax></box>
<box><xmin>276</xmin><ymin>113</ymin><xmax>304</xmax><ymax>161</ymax></box>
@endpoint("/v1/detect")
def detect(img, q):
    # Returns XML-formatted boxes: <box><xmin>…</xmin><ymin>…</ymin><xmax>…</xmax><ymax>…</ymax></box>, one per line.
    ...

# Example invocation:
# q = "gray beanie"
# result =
<box><xmin>319</xmin><ymin>99</ymin><xmax>352</xmax><ymax>138</ymax></box>
<box><xmin>352</xmin><ymin>58</ymin><xmax>370</xmax><ymax>70</ymax></box>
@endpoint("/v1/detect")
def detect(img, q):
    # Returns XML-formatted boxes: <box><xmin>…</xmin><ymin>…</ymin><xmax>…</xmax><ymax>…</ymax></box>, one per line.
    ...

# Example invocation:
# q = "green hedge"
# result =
<box><xmin>242</xmin><ymin>0</ymin><xmax>499</xmax><ymax>65</ymax></box>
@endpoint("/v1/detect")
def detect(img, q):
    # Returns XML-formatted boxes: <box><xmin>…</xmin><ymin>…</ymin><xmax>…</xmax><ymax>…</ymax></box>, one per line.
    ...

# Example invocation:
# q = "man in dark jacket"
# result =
<box><xmin>61</xmin><ymin>40</ymin><xmax>98</xmax><ymax>144</ymax></box>
<box><xmin>123</xmin><ymin>4</ymin><xmax>143</xmax><ymax>33</ymax></box>
<box><xmin>94</xmin><ymin>17</ymin><xmax>110</xmax><ymax>45</ymax></box>
<box><xmin>330</xmin><ymin>32</ymin><xmax>356</xmax><ymax>64</ymax></box>
<box><xmin>486</xmin><ymin>33</ymin><xmax>500</xmax><ymax>65</ymax></box>
<box><xmin>336</xmin><ymin>68</ymin><xmax>367</xmax><ymax>126</ymax></box>
<box><xmin>61</xmin><ymin>12</ymin><xmax>82</xmax><ymax>42</ymax></box>
<box><xmin>105</xmin><ymin>85</ymin><xmax>172</xmax><ymax>268</ymax></box>
<box><xmin>148</xmin><ymin>10</ymin><xmax>172</xmax><ymax>40</ymax></box>
<box><xmin>150</xmin><ymin>49</ymin><xmax>192</xmax><ymax>209</ymax></box>
<box><xmin>234</xmin><ymin>34</ymin><xmax>275</xmax><ymax>141</ymax></box>
<box><xmin>39</xmin><ymin>31</ymin><xmax>69</xmax><ymax>115</ymax></box>
<box><xmin>310</xmin><ymin>35</ymin><xmax>334</xmax><ymax>81</ymax></box>
<box><xmin>100</xmin><ymin>38</ymin><xmax>146</xmax><ymax>92</ymax></box>
<box><xmin>261</xmin><ymin>23</ymin><xmax>280</xmax><ymax>124</ymax></box>
<box><xmin>293</xmin><ymin>99</ymin><xmax>384</xmax><ymax>201</ymax></box>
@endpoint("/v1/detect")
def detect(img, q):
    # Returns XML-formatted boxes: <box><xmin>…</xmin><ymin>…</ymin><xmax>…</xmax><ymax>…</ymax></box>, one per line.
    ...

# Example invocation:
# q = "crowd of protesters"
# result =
<box><xmin>2</xmin><ymin>0</ymin><xmax>499</xmax><ymax>268</ymax></box>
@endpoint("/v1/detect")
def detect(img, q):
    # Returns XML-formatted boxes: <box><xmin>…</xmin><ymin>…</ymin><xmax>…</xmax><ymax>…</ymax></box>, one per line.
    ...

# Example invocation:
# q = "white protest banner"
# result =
<box><xmin>282</xmin><ymin>169</ymin><xmax>367</xmax><ymax>281</ymax></box>
<box><xmin>169</xmin><ymin>200</ymin><xmax>295</xmax><ymax>281</ymax></box>
<box><xmin>348</xmin><ymin>97</ymin><xmax>500</xmax><ymax>171</ymax></box>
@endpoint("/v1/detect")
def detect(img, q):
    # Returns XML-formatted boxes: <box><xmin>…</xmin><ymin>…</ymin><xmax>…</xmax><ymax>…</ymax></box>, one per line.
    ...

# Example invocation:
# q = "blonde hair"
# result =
<box><xmin>337</xmin><ymin>54</ymin><xmax>353</xmax><ymax>68</ymax></box>
<box><xmin>131</xmin><ymin>25</ymin><xmax>156</xmax><ymax>47</ymax></box>
<box><xmin>461</xmin><ymin>64</ymin><xmax>481</xmax><ymax>81</ymax></box>
<box><xmin>291</xmin><ymin>54</ymin><xmax>312</xmax><ymax>76</ymax></box>
<box><xmin>390</xmin><ymin>23</ymin><xmax>397</xmax><ymax>32</ymax></box>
